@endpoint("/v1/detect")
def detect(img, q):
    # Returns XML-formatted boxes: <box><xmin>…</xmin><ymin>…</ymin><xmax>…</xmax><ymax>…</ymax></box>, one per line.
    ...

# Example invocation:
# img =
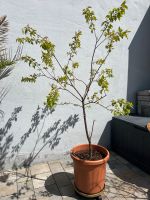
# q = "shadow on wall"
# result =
<box><xmin>98</xmin><ymin>121</ymin><xmax>111</xmax><ymax>150</ymax></box>
<box><xmin>0</xmin><ymin>106</ymin><xmax>22</xmax><ymax>171</ymax></box>
<box><xmin>127</xmin><ymin>6</ymin><xmax>150</xmax><ymax>113</ymax></box>
<box><xmin>11</xmin><ymin>106</ymin><xmax>79</xmax><ymax>170</ymax></box>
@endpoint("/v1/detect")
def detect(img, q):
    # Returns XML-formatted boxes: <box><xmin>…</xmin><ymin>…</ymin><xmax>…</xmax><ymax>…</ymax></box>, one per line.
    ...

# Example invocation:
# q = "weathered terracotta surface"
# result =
<box><xmin>70</xmin><ymin>144</ymin><xmax>110</xmax><ymax>195</ymax></box>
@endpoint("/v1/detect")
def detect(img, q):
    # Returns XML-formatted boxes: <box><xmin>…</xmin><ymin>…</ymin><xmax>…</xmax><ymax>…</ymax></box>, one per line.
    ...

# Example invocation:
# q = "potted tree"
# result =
<box><xmin>17</xmin><ymin>0</ymin><xmax>132</xmax><ymax>197</ymax></box>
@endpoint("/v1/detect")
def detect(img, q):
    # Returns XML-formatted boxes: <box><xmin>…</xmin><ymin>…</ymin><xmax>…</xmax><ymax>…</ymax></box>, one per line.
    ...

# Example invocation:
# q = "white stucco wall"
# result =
<box><xmin>0</xmin><ymin>0</ymin><xmax>149</xmax><ymax>167</ymax></box>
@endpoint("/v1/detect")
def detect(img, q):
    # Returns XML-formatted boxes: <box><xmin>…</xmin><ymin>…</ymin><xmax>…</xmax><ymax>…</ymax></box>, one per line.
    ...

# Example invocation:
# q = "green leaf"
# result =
<box><xmin>72</xmin><ymin>62</ymin><xmax>79</xmax><ymax>68</ymax></box>
<box><xmin>45</xmin><ymin>85</ymin><xmax>60</xmax><ymax>109</ymax></box>
<box><xmin>21</xmin><ymin>74</ymin><xmax>37</xmax><ymax>83</ymax></box>
<box><xmin>97</xmin><ymin>68</ymin><xmax>113</xmax><ymax>94</ymax></box>
<box><xmin>83</xmin><ymin>7</ymin><xmax>97</xmax><ymax>33</ymax></box>
<box><xmin>68</xmin><ymin>31</ymin><xmax>82</xmax><ymax>58</ymax></box>
<box><xmin>111</xmin><ymin>98</ymin><xmax>133</xmax><ymax>116</ymax></box>
<box><xmin>96</xmin><ymin>59</ymin><xmax>105</xmax><ymax>65</ymax></box>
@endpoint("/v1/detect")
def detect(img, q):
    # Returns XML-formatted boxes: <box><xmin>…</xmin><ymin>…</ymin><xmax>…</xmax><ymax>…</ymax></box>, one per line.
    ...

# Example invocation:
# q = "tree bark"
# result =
<box><xmin>82</xmin><ymin>100</ymin><xmax>92</xmax><ymax>159</ymax></box>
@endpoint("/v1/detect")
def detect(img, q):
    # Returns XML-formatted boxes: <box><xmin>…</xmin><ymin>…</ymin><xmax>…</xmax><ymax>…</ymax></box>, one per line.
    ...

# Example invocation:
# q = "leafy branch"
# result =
<box><xmin>17</xmin><ymin>0</ymin><xmax>133</xmax><ymax>158</ymax></box>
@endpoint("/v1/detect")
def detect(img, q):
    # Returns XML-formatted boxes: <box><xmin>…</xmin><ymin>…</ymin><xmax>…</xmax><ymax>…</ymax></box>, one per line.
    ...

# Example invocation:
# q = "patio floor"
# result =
<box><xmin>0</xmin><ymin>151</ymin><xmax>150</xmax><ymax>200</ymax></box>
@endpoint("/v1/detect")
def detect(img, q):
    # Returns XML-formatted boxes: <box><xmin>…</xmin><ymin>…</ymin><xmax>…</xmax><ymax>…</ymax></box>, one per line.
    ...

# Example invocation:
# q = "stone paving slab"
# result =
<box><xmin>30</xmin><ymin>163</ymin><xmax>50</xmax><ymax>175</ymax></box>
<box><xmin>0</xmin><ymin>182</ymin><xmax>17</xmax><ymax>197</ymax></box>
<box><xmin>35</xmin><ymin>185</ymin><xmax>62</xmax><ymax>200</ymax></box>
<box><xmin>0</xmin><ymin>151</ymin><xmax>150</xmax><ymax>200</ymax></box>
<box><xmin>49</xmin><ymin>162</ymin><xmax>65</xmax><ymax>173</ymax></box>
<box><xmin>33</xmin><ymin>172</ymin><xmax>53</xmax><ymax>189</ymax></box>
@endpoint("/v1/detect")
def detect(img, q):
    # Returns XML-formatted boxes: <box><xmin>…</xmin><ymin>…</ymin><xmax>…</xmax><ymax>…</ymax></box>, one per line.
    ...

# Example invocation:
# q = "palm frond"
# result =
<box><xmin>0</xmin><ymin>16</ymin><xmax>22</xmax><ymax>120</ymax></box>
<box><xmin>0</xmin><ymin>67</ymin><xmax>13</xmax><ymax>80</ymax></box>
<box><xmin>0</xmin><ymin>87</ymin><xmax>9</xmax><ymax>119</ymax></box>
<box><xmin>0</xmin><ymin>87</ymin><xmax>9</xmax><ymax>103</ymax></box>
<box><xmin>0</xmin><ymin>15</ymin><xmax>8</xmax><ymax>47</ymax></box>
<box><xmin>0</xmin><ymin>16</ymin><xmax>23</xmax><ymax>80</ymax></box>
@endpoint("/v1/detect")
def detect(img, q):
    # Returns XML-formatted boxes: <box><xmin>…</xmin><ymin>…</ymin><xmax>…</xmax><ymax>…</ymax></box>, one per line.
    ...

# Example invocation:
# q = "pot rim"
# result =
<box><xmin>70</xmin><ymin>144</ymin><xmax>110</xmax><ymax>165</ymax></box>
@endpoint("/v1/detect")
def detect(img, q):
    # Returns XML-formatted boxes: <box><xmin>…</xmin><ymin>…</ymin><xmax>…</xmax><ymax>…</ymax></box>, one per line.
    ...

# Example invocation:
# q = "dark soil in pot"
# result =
<box><xmin>72</xmin><ymin>149</ymin><xmax>105</xmax><ymax>160</ymax></box>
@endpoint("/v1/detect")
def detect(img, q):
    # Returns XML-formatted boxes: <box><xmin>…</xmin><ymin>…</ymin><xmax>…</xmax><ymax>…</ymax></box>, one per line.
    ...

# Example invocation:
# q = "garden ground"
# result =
<box><xmin>0</xmin><ymin>151</ymin><xmax>150</xmax><ymax>200</ymax></box>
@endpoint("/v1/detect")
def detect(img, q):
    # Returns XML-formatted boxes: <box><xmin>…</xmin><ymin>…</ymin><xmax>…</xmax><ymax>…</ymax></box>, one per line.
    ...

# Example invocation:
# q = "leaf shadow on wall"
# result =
<box><xmin>11</xmin><ymin>105</ymin><xmax>79</xmax><ymax>170</ymax></box>
<box><xmin>0</xmin><ymin>106</ymin><xmax>22</xmax><ymax>173</ymax></box>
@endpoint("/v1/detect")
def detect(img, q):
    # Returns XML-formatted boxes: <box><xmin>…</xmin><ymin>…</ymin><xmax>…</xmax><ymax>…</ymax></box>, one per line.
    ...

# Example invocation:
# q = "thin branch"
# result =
<box><xmin>53</xmin><ymin>54</ymin><xmax>83</xmax><ymax>99</ymax></box>
<box><xmin>97</xmin><ymin>103</ymin><xmax>112</xmax><ymax>111</ymax></box>
<box><xmin>97</xmin><ymin>24</ymin><xmax>108</xmax><ymax>43</ymax></box>
<box><xmin>86</xmin><ymin>101</ymin><xmax>112</xmax><ymax>112</ymax></box>
<box><xmin>95</xmin><ymin>52</ymin><xmax>110</xmax><ymax>78</ymax></box>
<box><xmin>53</xmin><ymin>54</ymin><xmax>64</xmax><ymax>73</ymax></box>
<box><xmin>37</xmin><ymin>65</ymin><xmax>83</xmax><ymax>103</ymax></box>
<box><xmin>73</xmin><ymin>75</ymin><xmax>87</xmax><ymax>86</ymax></box>
<box><xmin>82</xmin><ymin>100</ymin><xmax>90</xmax><ymax>143</ymax></box>
<box><xmin>58</xmin><ymin>87</ymin><xmax>81</xmax><ymax>102</ymax></box>
<box><xmin>35</xmin><ymin>64</ymin><xmax>57</xmax><ymax>81</ymax></box>
<box><xmin>83</xmin><ymin>31</ymin><xmax>109</xmax><ymax>100</ymax></box>
<box><xmin>90</xmin><ymin>40</ymin><xmax>98</xmax><ymax>81</ymax></box>
<box><xmin>93</xmin><ymin>29</ymin><xmax>98</xmax><ymax>41</ymax></box>
<box><xmin>38</xmin><ymin>66</ymin><xmax>82</xmax><ymax>102</ymax></box>
<box><xmin>85</xmin><ymin>94</ymin><xmax>107</xmax><ymax>106</ymax></box>
<box><xmin>90</xmin><ymin>120</ymin><xmax>95</xmax><ymax>140</ymax></box>
<box><xmin>36</xmin><ymin>73</ymin><xmax>54</xmax><ymax>80</ymax></box>
<box><xmin>84</xmin><ymin>51</ymin><xmax>110</xmax><ymax>100</ymax></box>
<box><xmin>66</xmin><ymin>54</ymin><xmax>72</xmax><ymax>67</ymax></box>
<box><xmin>96</xmin><ymin>37</ymin><xmax>107</xmax><ymax>48</ymax></box>
<box><xmin>57</xmin><ymin>102</ymin><xmax>82</xmax><ymax>107</ymax></box>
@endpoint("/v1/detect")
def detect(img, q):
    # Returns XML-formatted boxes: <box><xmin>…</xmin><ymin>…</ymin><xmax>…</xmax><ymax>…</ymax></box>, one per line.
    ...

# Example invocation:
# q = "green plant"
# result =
<box><xmin>0</xmin><ymin>16</ymin><xmax>22</xmax><ymax>119</ymax></box>
<box><xmin>17</xmin><ymin>1</ymin><xmax>133</xmax><ymax>159</ymax></box>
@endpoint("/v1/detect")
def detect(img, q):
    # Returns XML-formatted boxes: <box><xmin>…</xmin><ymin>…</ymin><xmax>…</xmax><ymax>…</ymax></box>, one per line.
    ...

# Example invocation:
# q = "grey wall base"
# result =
<box><xmin>4</xmin><ymin>152</ymin><xmax>71</xmax><ymax>170</ymax></box>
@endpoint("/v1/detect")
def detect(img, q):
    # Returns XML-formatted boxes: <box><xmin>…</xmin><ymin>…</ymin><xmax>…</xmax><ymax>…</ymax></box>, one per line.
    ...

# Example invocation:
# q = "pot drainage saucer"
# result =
<box><xmin>74</xmin><ymin>183</ymin><xmax>105</xmax><ymax>198</ymax></box>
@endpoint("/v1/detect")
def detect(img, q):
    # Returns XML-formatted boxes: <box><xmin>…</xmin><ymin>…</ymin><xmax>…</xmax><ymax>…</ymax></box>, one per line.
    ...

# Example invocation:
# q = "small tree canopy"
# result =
<box><xmin>17</xmin><ymin>0</ymin><xmax>133</xmax><ymax>157</ymax></box>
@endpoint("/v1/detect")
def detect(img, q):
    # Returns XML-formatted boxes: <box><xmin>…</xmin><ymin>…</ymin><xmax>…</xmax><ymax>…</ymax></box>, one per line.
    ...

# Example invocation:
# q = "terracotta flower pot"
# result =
<box><xmin>70</xmin><ymin>144</ymin><xmax>109</xmax><ymax>196</ymax></box>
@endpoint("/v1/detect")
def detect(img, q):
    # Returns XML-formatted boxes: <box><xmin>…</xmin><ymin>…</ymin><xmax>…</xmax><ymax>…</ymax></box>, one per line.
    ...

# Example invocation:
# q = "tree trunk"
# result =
<box><xmin>82</xmin><ymin>101</ymin><xmax>92</xmax><ymax>159</ymax></box>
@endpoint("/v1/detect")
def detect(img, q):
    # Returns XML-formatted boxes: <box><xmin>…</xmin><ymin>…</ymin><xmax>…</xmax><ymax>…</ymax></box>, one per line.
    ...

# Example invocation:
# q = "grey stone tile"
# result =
<box><xmin>17</xmin><ymin>179</ymin><xmax>35</xmax><ymax>199</ymax></box>
<box><xmin>61</xmin><ymin>161</ymin><xmax>73</xmax><ymax>170</ymax></box>
<box><xmin>105</xmin><ymin>186</ymin><xmax>126</xmax><ymax>199</ymax></box>
<box><xmin>53</xmin><ymin>172</ymin><xmax>71</xmax><ymax>189</ymax></box>
<box><xmin>33</xmin><ymin>172</ymin><xmax>54</xmax><ymax>189</ymax></box>
<box><xmin>16</xmin><ymin>167</ymin><xmax>32</xmax><ymax>183</ymax></box>
<box><xmin>36</xmin><ymin>196</ymin><xmax>62</xmax><ymax>200</ymax></box>
<box><xmin>0</xmin><ymin>172</ymin><xmax>17</xmax><ymax>187</ymax></box>
<box><xmin>36</xmin><ymin>184</ymin><xmax>62</xmax><ymax>200</ymax></box>
<box><xmin>60</xmin><ymin>184</ymin><xmax>75</xmax><ymax>197</ymax></box>
<box><xmin>106</xmin><ymin>164</ymin><xmax>113</xmax><ymax>174</ymax></box>
<box><xmin>30</xmin><ymin>163</ymin><xmax>50</xmax><ymax>175</ymax></box>
<box><xmin>134</xmin><ymin>190</ymin><xmax>148</xmax><ymax>199</ymax></box>
<box><xmin>16</xmin><ymin>166</ymin><xmax>30</xmax><ymax>176</ymax></box>
<box><xmin>1</xmin><ymin>154</ymin><xmax>150</xmax><ymax>200</ymax></box>
<box><xmin>63</xmin><ymin>169</ymin><xmax>74</xmax><ymax>181</ymax></box>
<box><xmin>49</xmin><ymin>162</ymin><xmax>64</xmax><ymax>174</ymax></box>
<box><xmin>17</xmin><ymin>175</ymin><xmax>31</xmax><ymax>183</ymax></box>
<box><xmin>0</xmin><ymin>195</ymin><xmax>18</xmax><ymax>200</ymax></box>
<box><xmin>62</xmin><ymin>197</ymin><xmax>77</xmax><ymax>200</ymax></box>
<box><xmin>0</xmin><ymin>181</ymin><xmax>17</xmax><ymax>197</ymax></box>
<box><xmin>62</xmin><ymin>197</ymin><xmax>88</xmax><ymax>200</ymax></box>
<box><xmin>102</xmin><ymin>192</ymin><xmax>110</xmax><ymax>200</ymax></box>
